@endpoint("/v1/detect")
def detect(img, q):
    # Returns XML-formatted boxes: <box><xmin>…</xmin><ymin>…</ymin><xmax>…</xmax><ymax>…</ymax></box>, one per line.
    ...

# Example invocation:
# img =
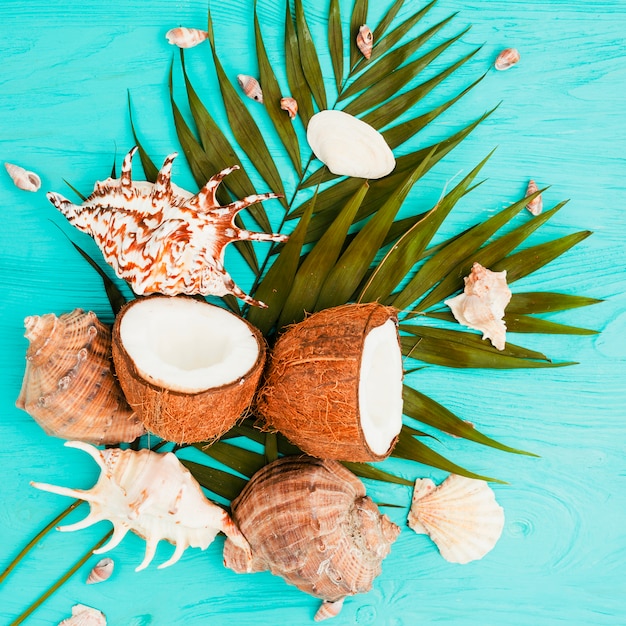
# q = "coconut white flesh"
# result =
<box><xmin>358</xmin><ymin>320</ymin><xmax>403</xmax><ymax>456</ymax></box>
<box><xmin>119</xmin><ymin>298</ymin><xmax>260</xmax><ymax>393</ymax></box>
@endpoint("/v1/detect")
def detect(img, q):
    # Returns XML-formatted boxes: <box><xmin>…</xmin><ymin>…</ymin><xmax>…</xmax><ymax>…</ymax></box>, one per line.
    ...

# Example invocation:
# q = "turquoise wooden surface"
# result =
<box><xmin>1</xmin><ymin>0</ymin><xmax>625</xmax><ymax>624</ymax></box>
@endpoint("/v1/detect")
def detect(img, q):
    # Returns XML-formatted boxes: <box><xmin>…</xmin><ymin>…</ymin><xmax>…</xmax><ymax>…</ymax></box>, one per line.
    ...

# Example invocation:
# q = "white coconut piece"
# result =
<box><xmin>359</xmin><ymin>319</ymin><xmax>403</xmax><ymax>456</ymax></box>
<box><xmin>306</xmin><ymin>110</ymin><xmax>396</xmax><ymax>179</ymax></box>
<box><xmin>118</xmin><ymin>296</ymin><xmax>260</xmax><ymax>393</ymax></box>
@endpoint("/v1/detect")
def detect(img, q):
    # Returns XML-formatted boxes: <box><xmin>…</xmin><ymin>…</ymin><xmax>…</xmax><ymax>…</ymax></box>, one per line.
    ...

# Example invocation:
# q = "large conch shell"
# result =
<box><xmin>223</xmin><ymin>456</ymin><xmax>400</xmax><ymax>621</ymax></box>
<box><xmin>16</xmin><ymin>309</ymin><xmax>144</xmax><ymax>444</ymax></box>
<box><xmin>445</xmin><ymin>262</ymin><xmax>512</xmax><ymax>350</ymax></box>
<box><xmin>408</xmin><ymin>474</ymin><xmax>505</xmax><ymax>564</ymax></box>
<box><xmin>47</xmin><ymin>147</ymin><xmax>287</xmax><ymax>307</ymax></box>
<box><xmin>32</xmin><ymin>441</ymin><xmax>251</xmax><ymax>571</ymax></box>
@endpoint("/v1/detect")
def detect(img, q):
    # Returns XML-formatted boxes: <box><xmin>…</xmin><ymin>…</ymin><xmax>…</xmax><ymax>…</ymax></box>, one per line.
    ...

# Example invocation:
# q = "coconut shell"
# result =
<box><xmin>111</xmin><ymin>297</ymin><xmax>266</xmax><ymax>444</ymax></box>
<box><xmin>255</xmin><ymin>303</ymin><xmax>401</xmax><ymax>462</ymax></box>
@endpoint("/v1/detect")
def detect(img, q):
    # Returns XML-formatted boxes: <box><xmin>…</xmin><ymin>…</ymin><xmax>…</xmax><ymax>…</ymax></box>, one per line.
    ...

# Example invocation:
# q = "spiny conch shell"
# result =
<box><xmin>408</xmin><ymin>474</ymin><xmax>505</xmax><ymax>564</ymax></box>
<box><xmin>32</xmin><ymin>441</ymin><xmax>251</xmax><ymax>572</ymax></box>
<box><xmin>307</xmin><ymin>110</ymin><xmax>395</xmax><ymax>179</ymax></box>
<box><xmin>525</xmin><ymin>179</ymin><xmax>543</xmax><ymax>216</ymax></box>
<box><xmin>356</xmin><ymin>24</ymin><xmax>373</xmax><ymax>60</ymax></box>
<box><xmin>58</xmin><ymin>604</ymin><xmax>106</xmax><ymax>625</ymax></box>
<box><xmin>494</xmin><ymin>47</ymin><xmax>520</xmax><ymax>70</ymax></box>
<box><xmin>444</xmin><ymin>262</ymin><xmax>512</xmax><ymax>351</ymax></box>
<box><xmin>237</xmin><ymin>74</ymin><xmax>263</xmax><ymax>103</ymax></box>
<box><xmin>47</xmin><ymin>147</ymin><xmax>287</xmax><ymax>307</ymax></box>
<box><xmin>5</xmin><ymin>162</ymin><xmax>41</xmax><ymax>192</ymax></box>
<box><xmin>16</xmin><ymin>309</ymin><xmax>145</xmax><ymax>444</ymax></box>
<box><xmin>223</xmin><ymin>456</ymin><xmax>400</xmax><ymax>621</ymax></box>
<box><xmin>165</xmin><ymin>27</ymin><xmax>208</xmax><ymax>48</ymax></box>
<box><xmin>86</xmin><ymin>557</ymin><xmax>114</xmax><ymax>584</ymax></box>
<box><xmin>280</xmin><ymin>96</ymin><xmax>298</xmax><ymax>119</ymax></box>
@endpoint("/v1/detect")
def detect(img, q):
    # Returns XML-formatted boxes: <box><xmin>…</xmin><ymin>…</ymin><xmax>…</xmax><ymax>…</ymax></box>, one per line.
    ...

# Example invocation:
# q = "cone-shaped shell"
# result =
<box><xmin>86</xmin><ymin>557</ymin><xmax>114</xmax><ymax>584</ymax></box>
<box><xmin>112</xmin><ymin>296</ymin><xmax>266</xmax><ymax>443</ymax></box>
<box><xmin>223</xmin><ymin>456</ymin><xmax>400</xmax><ymax>609</ymax></box>
<box><xmin>255</xmin><ymin>303</ymin><xmax>403</xmax><ymax>462</ymax></box>
<box><xmin>5</xmin><ymin>162</ymin><xmax>41</xmax><ymax>192</ymax></box>
<box><xmin>16</xmin><ymin>309</ymin><xmax>144</xmax><ymax>444</ymax></box>
<box><xmin>408</xmin><ymin>474</ymin><xmax>505</xmax><ymax>564</ymax></box>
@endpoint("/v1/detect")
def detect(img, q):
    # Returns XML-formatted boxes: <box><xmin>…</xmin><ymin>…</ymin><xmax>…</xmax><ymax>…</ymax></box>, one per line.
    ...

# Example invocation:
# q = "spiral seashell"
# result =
<box><xmin>86</xmin><ymin>557</ymin><xmax>114</xmax><ymax>584</ymax></box>
<box><xmin>408</xmin><ymin>474</ymin><xmax>505</xmax><ymax>564</ymax></box>
<box><xmin>356</xmin><ymin>24</ymin><xmax>373</xmax><ymax>59</ymax></box>
<box><xmin>525</xmin><ymin>179</ymin><xmax>543</xmax><ymax>216</ymax></box>
<box><xmin>165</xmin><ymin>27</ymin><xmax>208</xmax><ymax>48</ymax></box>
<box><xmin>237</xmin><ymin>74</ymin><xmax>263</xmax><ymax>103</ymax></box>
<box><xmin>5</xmin><ymin>162</ymin><xmax>41</xmax><ymax>192</ymax></box>
<box><xmin>494</xmin><ymin>47</ymin><xmax>520</xmax><ymax>70</ymax></box>
<box><xmin>58</xmin><ymin>603</ymin><xmax>106</xmax><ymax>625</ymax></box>
<box><xmin>314</xmin><ymin>599</ymin><xmax>345</xmax><ymax>622</ymax></box>
<box><xmin>280</xmin><ymin>96</ymin><xmax>298</xmax><ymax>119</ymax></box>
<box><xmin>223</xmin><ymin>456</ymin><xmax>400</xmax><ymax>620</ymax></box>
<box><xmin>16</xmin><ymin>309</ymin><xmax>144</xmax><ymax>444</ymax></box>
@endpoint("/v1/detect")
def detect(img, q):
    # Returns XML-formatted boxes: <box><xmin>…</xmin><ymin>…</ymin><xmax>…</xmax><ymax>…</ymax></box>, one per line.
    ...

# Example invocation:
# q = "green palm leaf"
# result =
<box><xmin>328</xmin><ymin>0</ymin><xmax>344</xmax><ymax>92</ymax></box>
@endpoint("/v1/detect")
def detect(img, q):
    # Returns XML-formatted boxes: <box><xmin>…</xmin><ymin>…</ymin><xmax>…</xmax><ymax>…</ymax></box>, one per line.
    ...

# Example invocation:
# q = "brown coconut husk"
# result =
<box><xmin>111</xmin><ymin>297</ymin><xmax>266</xmax><ymax>444</ymax></box>
<box><xmin>255</xmin><ymin>302</ymin><xmax>401</xmax><ymax>462</ymax></box>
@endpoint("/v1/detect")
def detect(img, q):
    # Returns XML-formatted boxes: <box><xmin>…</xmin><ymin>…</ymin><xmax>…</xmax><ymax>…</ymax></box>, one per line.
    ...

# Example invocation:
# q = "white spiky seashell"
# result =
<box><xmin>32</xmin><ymin>441</ymin><xmax>251</xmax><ymax>572</ymax></box>
<box><xmin>5</xmin><ymin>162</ymin><xmax>41</xmax><ymax>192</ymax></box>
<box><xmin>165</xmin><ymin>27</ymin><xmax>208</xmax><ymax>48</ymax></box>
<box><xmin>306</xmin><ymin>110</ymin><xmax>396</xmax><ymax>179</ymax></box>
<box><xmin>58</xmin><ymin>604</ymin><xmax>106</xmax><ymax>625</ymax></box>
<box><xmin>408</xmin><ymin>474</ymin><xmax>505</xmax><ymax>564</ymax></box>
<box><xmin>86</xmin><ymin>557</ymin><xmax>114</xmax><ymax>584</ymax></box>
<box><xmin>445</xmin><ymin>262</ymin><xmax>512</xmax><ymax>350</ymax></box>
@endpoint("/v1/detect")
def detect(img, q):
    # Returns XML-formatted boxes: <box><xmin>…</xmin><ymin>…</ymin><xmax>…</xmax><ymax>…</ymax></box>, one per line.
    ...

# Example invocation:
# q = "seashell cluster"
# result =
<box><xmin>47</xmin><ymin>147</ymin><xmax>287</xmax><ymax>307</ymax></box>
<box><xmin>32</xmin><ymin>441</ymin><xmax>251</xmax><ymax>572</ymax></box>
<box><xmin>445</xmin><ymin>262</ymin><xmax>512</xmax><ymax>350</ymax></box>
<box><xmin>494</xmin><ymin>47</ymin><xmax>520</xmax><ymax>70</ymax></box>
<box><xmin>5</xmin><ymin>162</ymin><xmax>41</xmax><ymax>192</ymax></box>
<box><xmin>356</xmin><ymin>24</ymin><xmax>373</xmax><ymax>59</ymax></box>
<box><xmin>237</xmin><ymin>74</ymin><xmax>263</xmax><ymax>103</ymax></box>
<box><xmin>58</xmin><ymin>603</ymin><xmax>106</xmax><ymax>625</ymax></box>
<box><xmin>408</xmin><ymin>474</ymin><xmax>505</xmax><ymax>564</ymax></box>
<box><xmin>86</xmin><ymin>557</ymin><xmax>114</xmax><ymax>584</ymax></box>
<box><xmin>165</xmin><ymin>27</ymin><xmax>208</xmax><ymax>48</ymax></box>
<box><xmin>223</xmin><ymin>456</ymin><xmax>400</xmax><ymax>621</ymax></box>
<box><xmin>280</xmin><ymin>96</ymin><xmax>298</xmax><ymax>119</ymax></box>
<box><xmin>525</xmin><ymin>179</ymin><xmax>543</xmax><ymax>216</ymax></box>
<box><xmin>16</xmin><ymin>309</ymin><xmax>144</xmax><ymax>444</ymax></box>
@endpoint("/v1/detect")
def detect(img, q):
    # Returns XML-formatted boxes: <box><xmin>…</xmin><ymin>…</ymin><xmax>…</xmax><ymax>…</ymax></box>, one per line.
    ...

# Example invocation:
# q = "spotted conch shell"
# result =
<box><xmin>58</xmin><ymin>604</ymin><xmax>106</xmax><ymax>625</ymax></box>
<box><xmin>223</xmin><ymin>456</ymin><xmax>400</xmax><ymax>620</ymax></box>
<box><xmin>445</xmin><ymin>262</ymin><xmax>512</xmax><ymax>350</ymax></box>
<box><xmin>5</xmin><ymin>162</ymin><xmax>41</xmax><ymax>192</ymax></box>
<box><xmin>32</xmin><ymin>441</ymin><xmax>251</xmax><ymax>571</ymax></box>
<box><xmin>408</xmin><ymin>474</ymin><xmax>505</xmax><ymax>564</ymax></box>
<box><xmin>165</xmin><ymin>27</ymin><xmax>208</xmax><ymax>48</ymax></box>
<box><xmin>16</xmin><ymin>309</ymin><xmax>144</xmax><ymax>444</ymax></box>
<box><xmin>47</xmin><ymin>148</ymin><xmax>287</xmax><ymax>307</ymax></box>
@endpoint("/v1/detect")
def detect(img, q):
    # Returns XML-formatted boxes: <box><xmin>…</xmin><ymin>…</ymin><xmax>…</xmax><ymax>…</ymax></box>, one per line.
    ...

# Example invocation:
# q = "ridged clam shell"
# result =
<box><xmin>237</xmin><ymin>74</ymin><xmax>263</xmax><ymax>103</ymax></box>
<box><xmin>494</xmin><ymin>47</ymin><xmax>520</xmax><ymax>70</ymax></box>
<box><xmin>5</xmin><ymin>162</ymin><xmax>41</xmax><ymax>192</ymax></box>
<box><xmin>86</xmin><ymin>557</ymin><xmax>114</xmax><ymax>584</ymax></box>
<box><xmin>58</xmin><ymin>604</ymin><xmax>106</xmax><ymax>625</ymax></box>
<box><xmin>408</xmin><ymin>474</ymin><xmax>505</xmax><ymax>564</ymax></box>
<box><xmin>525</xmin><ymin>179</ymin><xmax>543</xmax><ymax>216</ymax></box>
<box><xmin>280</xmin><ymin>97</ymin><xmax>298</xmax><ymax>119</ymax></box>
<box><xmin>16</xmin><ymin>309</ymin><xmax>144</xmax><ymax>444</ymax></box>
<box><xmin>223</xmin><ymin>456</ymin><xmax>400</xmax><ymax>615</ymax></box>
<box><xmin>356</xmin><ymin>24</ymin><xmax>373</xmax><ymax>59</ymax></box>
<box><xmin>165</xmin><ymin>27</ymin><xmax>208</xmax><ymax>48</ymax></box>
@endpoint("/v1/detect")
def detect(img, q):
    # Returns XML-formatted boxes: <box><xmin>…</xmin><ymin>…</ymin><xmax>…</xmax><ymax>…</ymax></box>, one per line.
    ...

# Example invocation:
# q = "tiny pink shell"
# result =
<box><xmin>314</xmin><ymin>598</ymin><xmax>345</xmax><ymax>621</ymax></box>
<box><xmin>86</xmin><ymin>557</ymin><xmax>114</xmax><ymax>584</ymax></box>
<box><xmin>280</xmin><ymin>97</ymin><xmax>298</xmax><ymax>119</ymax></box>
<box><xmin>237</xmin><ymin>74</ymin><xmax>263</xmax><ymax>103</ymax></box>
<box><xmin>525</xmin><ymin>179</ymin><xmax>543</xmax><ymax>216</ymax></box>
<box><xmin>165</xmin><ymin>27</ymin><xmax>208</xmax><ymax>49</ymax></box>
<box><xmin>494</xmin><ymin>48</ymin><xmax>520</xmax><ymax>70</ymax></box>
<box><xmin>356</xmin><ymin>24</ymin><xmax>373</xmax><ymax>59</ymax></box>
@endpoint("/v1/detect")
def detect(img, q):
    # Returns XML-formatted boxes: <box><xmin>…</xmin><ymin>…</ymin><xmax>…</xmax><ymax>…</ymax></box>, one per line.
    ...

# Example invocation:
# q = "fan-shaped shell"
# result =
<box><xmin>16</xmin><ymin>309</ymin><xmax>144</xmax><ymax>444</ymax></box>
<box><xmin>408</xmin><ymin>474</ymin><xmax>505</xmax><ymax>564</ymax></box>
<box><xmin>58</xmin><ymin>604</ymin><xmax>106</xmax><ymax>625</ymax></box>
<box><xmin>223</xmin><ymin>456</ymin><xmax>400</xmax><ymax>618</ymax></box>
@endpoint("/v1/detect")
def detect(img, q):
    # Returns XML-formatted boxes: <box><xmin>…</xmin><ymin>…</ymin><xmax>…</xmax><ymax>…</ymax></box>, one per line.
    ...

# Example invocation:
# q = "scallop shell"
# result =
<box><xmin>5</xmin><ymin>162</ymin><xmax>41</xmax><ymax>192</ymax></box>
<box><xmin>32</xmin><ymin>441</ymin><xmax>251</xmax><ymax>571</ymax></box>
<box><xmin>280</xmin><ymin>96</ymin><xmax>298</xmax><ymax>119</ymax></box>
<box><xmin>494</xmin><ymin>47</ymin><xmax>520</xmax><ymax>70</ymax></box>
<box><xmin>444</xmin><ymin>262</ymin><xmax>512</xmax><ymax>351</ymax></box>
<box><xmin>58</xmin><ymin>604</ymin><xmax>106</xmax><ymax>625</ymax></box>
<box><xmin>237</xmin><ymin>74</ymin><xmax>263</xmax><ymax>103</ymax></box>
<box><xmin>223</xmin><ymin>456</ymin><xmax>400</xmax><ymax>620</ymax></box>
<box><xmin>47</xmin><ymin>147</ymin><xmax>286</xmax><ymax>307</ymax></box>
<box><xmin>86</xmin><ymin>557</ymin><xmax>114</xmax><ymax>584</ymax></box>
<box><xmin>525</xmin><ymin>179</ymin><xmax>543</xmax><ymax>216</ymax></box>
<box><xmin>165</xmin><ymin>27</ymin><xmax>208</xmax><ymax>48</ymax></box>
<box><xmin>16</xmin><ymin>309</ymin><xmax>144</xmax><ymax>444</ymax></box>
<box><xmin>356</xmin><ymin>24</ymin><xmax>373</xmax><ymax>59</ymax></box>
<box><xmin>408</xmin><ymin>474</ymin><xmax>505</xmax><ymax>564</ymax></box>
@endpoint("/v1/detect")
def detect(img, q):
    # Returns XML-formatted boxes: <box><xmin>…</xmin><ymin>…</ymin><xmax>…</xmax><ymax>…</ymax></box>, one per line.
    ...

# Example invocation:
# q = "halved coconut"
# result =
<box><xmin>112</xmin><ymin>296</ymin><xmax>266</xmax><ymax>443</ymax></box>
<box><xmin>256</xmin><ymin>303</ymin><xmax>403</xmax><ymax>462</ymax></box>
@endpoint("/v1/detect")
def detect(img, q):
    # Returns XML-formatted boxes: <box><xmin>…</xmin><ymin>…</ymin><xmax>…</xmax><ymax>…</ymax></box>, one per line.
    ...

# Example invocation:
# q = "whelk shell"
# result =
<box><xmin>16</xmin><ymin>309</ymin><xmax>144</xmax><ymax>444</ymax></box>
<box><xmin>408</xmin><ymin>474</ymin><xmax>505</xmax><ymax>564</ymax></box>
<box><xmin>444</xmin><ymin>262</ymin><xmax>512</xmax><ymax>351</ymax></box>
<box><xmin>237</xmin><ymin>74</ymin><xmax>263</xmax><ymax>103</ymax></box>
<box><xmin>5</xmin><ymin>162</ymin><xmax>41</xmax><ymax>192</ymax></box>
<box><xmin>165</xmin><ymin>27</ymin><xmax>208</xmax><ymax>49</ymax></box>
<box><xmin>356</xmin><ymin>24</ymin><xmax>373</xmax><ymax>59</ymax></box>
<box><xmin>58</xmin><ymin>604</ymin><xmax>106</xmax><ymax>626</ymax></box>
<box><xmin>32</xmin><ymin>441</ymin><xmax>251</xmax><ymax>571</ymax></box>
<box><xmin>494</xmin><ymin>47</ymin><xmax>520</xmax><ymax>70</ymax></box>
<box><xmin>280</xmin><ymin>96</ymin><xmax>298</xmax><ymax>119</ymax></box>
<box><xmin>525</xmin><ymin>179</ymin><xmax>543</xmax><ymax>216</ymax></box>
<box><xmin>86</xmin><ymin>557</ymin><xmax>114</xmax><ymax>584</ymax></box>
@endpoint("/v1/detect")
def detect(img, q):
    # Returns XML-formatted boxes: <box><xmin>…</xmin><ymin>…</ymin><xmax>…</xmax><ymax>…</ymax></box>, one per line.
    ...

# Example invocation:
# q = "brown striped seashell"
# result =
<box><xmin>16</xmin><ymin>309</ymin><xmax>144</xmax><ymax>444</ymax></box>
<box><xmin>165</xmin><ymin>27</ymin><xmax>208</xmax><ymax>49</ymax></box>
<box><xmin>86</xmin><ymin>557</ymin><xmax>114</xmax><ymax>584</ymax></box>
<box><xmin>237</xmin><ymin>74</ymin><xmax>263</xmax><ymax>103</ymax></box>
<box><xmin>58</xmin><ymin>603</ymin><xmax>106</xmax><ymax>625</ymax></box>
<box><xmin>525</xmin><ymin>179</ymin><xmax>543</xmax><ymax>216</ymax></box>
<box><xmin>356</xmin><ymin>24</ymin><xmax>373</xmax><ymax>59</ymax></box>
<box><xmin>223</xmin><ymin>456</ymin><xmax>400</xmax><ymax>620</ymax></box>
<box><xmin>494</xmin><ymin>47</ymin><xmax>520</xmax><ymax>70</ymax></box>
<box><xmin>280</xmin><ymin>96</ymin><xmax>298</xmax><ymax>119</ymax></box>
<box><xmin>5</xmin><ymin>162</ymin><xmax>41</xmax><ymax>192</ymax></box>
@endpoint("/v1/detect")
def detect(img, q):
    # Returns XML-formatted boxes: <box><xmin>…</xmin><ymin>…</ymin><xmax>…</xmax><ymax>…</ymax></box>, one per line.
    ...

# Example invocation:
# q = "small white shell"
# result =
<box><xmin>408</xmin><ymin>474</ymin><xmax>505</xmax><ymax>564</ymax></box>
<box><xmin>494</xmin><ymin>48</ymin><xmax>520</xmax><ymax>70</ymax></box>
<box><xmin>237</xmin><ymin>74</ymin><xmax>263</xmax><ymax>103</ymax></box>
<box><xmin>280</xmin><ymin>97</ymin><xmax>298</xmax><ymax>119</ymax></box>
<box><xmin>525</xmin><ymin>179</ymin><xmax>543</xmax><ymax>216</ymax></box>
<box><xmin>86</xmin><ymin>557</ymin><xmax>114</xmax><ymax>584</ymax></box>
<box><xmin>356</xmin><ymin>24</ymin><xmax>373</xmax><ymax>59</ymax></box>
<box><xmin>165</xmin><ymin>27</ymin><xmax>208</xmax><ymax>49</ymax></box>
<box><xmin>445</xmin><ymin>262</ymin><xmax>512</xmax><ymax>351</ymax></box>
<box><xmin>5</xmin><ymin>162</ymin><xmax>41</xmax><ymax>192</ymax></box>
<box><xmin>58</xmin><ymin>604</ymin><xmax>106</xmax><ymax>625</ymax></box>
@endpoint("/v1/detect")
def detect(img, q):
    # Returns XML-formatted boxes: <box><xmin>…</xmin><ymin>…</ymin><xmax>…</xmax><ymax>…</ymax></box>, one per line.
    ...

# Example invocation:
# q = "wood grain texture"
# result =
<box><xmin>1</xmin><ymin>0</ymin><xmax>625</xmax><ymax>624</ymax></box>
